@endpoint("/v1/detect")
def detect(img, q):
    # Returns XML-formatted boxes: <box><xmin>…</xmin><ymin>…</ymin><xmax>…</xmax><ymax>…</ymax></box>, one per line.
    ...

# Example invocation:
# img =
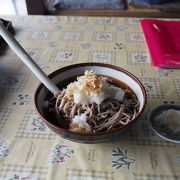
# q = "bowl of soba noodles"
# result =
<box><xmin>34</xmin><ymin>63</ymin><xmax>147</xmax><ymax>143</ymax></box>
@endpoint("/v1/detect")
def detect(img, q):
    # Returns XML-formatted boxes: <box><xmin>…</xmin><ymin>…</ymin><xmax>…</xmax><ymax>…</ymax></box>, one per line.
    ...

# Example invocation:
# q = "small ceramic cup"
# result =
<box><xmin>149</xmin><ymin>104</ymin><xmax>180</xmax><ymax>143</ymax></box>
<box><xmin>34</xmin><ymin>63</ymin><xmax>147</xmax><ymax>143</ymax></box>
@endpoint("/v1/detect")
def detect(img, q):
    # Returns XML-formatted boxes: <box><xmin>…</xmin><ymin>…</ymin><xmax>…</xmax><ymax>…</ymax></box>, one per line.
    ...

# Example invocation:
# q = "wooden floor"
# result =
<box><xmin>51</xmin><ymin>0</ymin><xmax>180</xmax><ymax>18</ymax></box>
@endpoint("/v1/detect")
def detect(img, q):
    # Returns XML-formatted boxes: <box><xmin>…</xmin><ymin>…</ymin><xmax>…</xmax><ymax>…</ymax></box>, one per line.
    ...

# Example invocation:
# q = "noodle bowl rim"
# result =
<box><xmin>34</xmin><ymin>63</ymin><xmax>147</xmax><ymax>136</ymax></box>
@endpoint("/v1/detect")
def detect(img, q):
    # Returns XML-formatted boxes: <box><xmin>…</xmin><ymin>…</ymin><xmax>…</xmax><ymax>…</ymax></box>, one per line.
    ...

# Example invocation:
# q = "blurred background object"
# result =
<box><xmin>0</xmin><ymin>0</ymin><xmax>179</xmax><ymax>17</ymax></box>
<box><xmin>0</xmin><ymin>0</ymin><xmax>46</xmax><ymax>15</ymax></box>
<box><xmin>45</xmin><ymin>0</ymin><xmax>126</xmax><ymax>12</ymax></box>
<box><xmin>128</xmin><ymin>0</ymin><xmax>180</xmax><ymax>12</ymax></box>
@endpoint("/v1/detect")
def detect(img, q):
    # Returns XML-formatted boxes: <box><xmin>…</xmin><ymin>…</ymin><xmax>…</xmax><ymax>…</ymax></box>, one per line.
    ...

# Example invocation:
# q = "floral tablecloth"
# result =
<box><xmin>0</xmin><ymin>15</ymin><xmax>180</xmax><ymax>180</ymax></box>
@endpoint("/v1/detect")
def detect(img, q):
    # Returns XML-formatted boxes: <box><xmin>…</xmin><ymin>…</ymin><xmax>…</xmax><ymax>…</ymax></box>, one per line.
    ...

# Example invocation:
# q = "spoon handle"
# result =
<box><xmin>0</xmin><ymin>20</ymin><xmax>59</xmax><ymax>95</ymax></box>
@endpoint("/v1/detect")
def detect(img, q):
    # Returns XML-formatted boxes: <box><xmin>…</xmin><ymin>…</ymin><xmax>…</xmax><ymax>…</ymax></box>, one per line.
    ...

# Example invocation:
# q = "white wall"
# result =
<box><xmin>0</xmin><ymin>0</ymin><xmax>28</xmax><ymax>15</ymax></box>
<box><xmin>0</xmin><ymin>0</ymin><xmax>16</xmax><ymax>15</ymax></box>
<box><xmin>15</xmin><ymin>0</ymin><xmax>28</xmax><ymax>15</ymax></box>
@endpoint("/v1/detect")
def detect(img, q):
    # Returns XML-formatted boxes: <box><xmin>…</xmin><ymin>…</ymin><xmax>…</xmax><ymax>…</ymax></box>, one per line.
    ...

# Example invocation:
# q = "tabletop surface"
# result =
<box><xmin>0</xmin><ymin>15</ymin><xmax>180</xmax><ymax>180</ymax></box>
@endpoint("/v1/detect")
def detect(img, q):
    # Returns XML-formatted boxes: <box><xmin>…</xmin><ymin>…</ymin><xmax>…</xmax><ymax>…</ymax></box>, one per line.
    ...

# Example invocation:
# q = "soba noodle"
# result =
<box><xmin>46</xmin><ymin>71</ymin><xmax>140</xmax><ymax>133</ymax></box>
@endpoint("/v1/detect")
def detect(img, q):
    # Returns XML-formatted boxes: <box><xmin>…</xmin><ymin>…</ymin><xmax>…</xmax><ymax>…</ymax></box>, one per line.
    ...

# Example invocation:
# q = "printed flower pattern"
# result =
<box><xmin>1</xmin><ymin>76</ymin><xmax>19</xmax><ymax>88</ymax></box>
<box><xmin>129</xmin><ymin>33</ymin><xmax>144</xmax><ymax>42</ymax></box>
<box><xmin>68</xmin><ymin>17</ymin><xmax>86</xmax><ymax>24</ymax></box>
<box><xmin>141</xmin><ymin>79</ymin><xmax>164</xmax><ymax>99</ymax></box>
<box><xmin>114</xmin><ymin>43</ymin><xmax>126</xmax><ymax>50</ymax></box>
<box><xmin>127</xmin><ymin>18</ymin><xmax>140</xmax><ymax>24</ymax></box>
<box><xmin>0</xmin><ymin>139</ymin><xmax>9</xmax><ymax>158</ymax></box>
<box><xmin>112</xmin><ymin>147</ymin><xmax>135</xmax><ymax>170</ymax></box>
<box><xmin>64</xmin><ymin>32</ymin><xmax>80</xmax><ymax>40</ymax></box>
<box><xmin>48</xmin><ymin>41</ymin><xmax>58</xmax><ymax>48</ymax></box>
<box><xmin>9</xmin><ymin>174</ymin><xmax>30</xmax><ymax>180</ymax></box>
<box><xmin>97</xmin><ymin>17</ymin><xmax>114</xmax><ymax>24</ymax></box>
<box><xmin>0</xmin><ymin>73</ymin><xmax>28</xmax><ymax>92</ymax></box>
<box><xmin>80</xmin><ymin>42</ymin><xmax>92</xmax><ymax>49</ymax></box>
<box><xmin>158</xmin><ymin>69</ymin><xmax>173</xmax><ymax>77</ymax></box>
<box><xmin>143</xmin><ymin>82</ymin><xmax>155</xmax><ymax>94</ymax></box>
<box><xmin>133</xmin><ymin>54</ymin><xmax>149</xmax><ymax>63</ymax></box>
<box><xmin>96</xmin><ymin>32</ymin><xmax>113</xmax><ymax>41</ymax></box>
<box><xmin>27</xmin><ymin>49</ymin><xmax>40</xmax><ymax>59</ymax></box>
<box><xmin>42</xmin><ymin>16</ymin><xmax>58</xmax><ymax>23</ymax></box>
<box><xmin>38</xmin><ymin>64</ymin><xmax>49</xmax><ymax>71</ymax></box>
<box><xmin>116</xmin><ymin>26</ymin><xmax>125</xmax><ymax>31</ymax></box>
<box><xmin>12</xmin><ymin>94</ymin><xmax>32</xmax><ymax>106</ymax></box>
<box><xmin>54</xmin><ymin>51</ymin><xmax>75</xmax><ymax>62</ymax></box>
<box><xmin>49</xmin><ymin>143</ymin><xmax>74</xmax><ymax>165</ymax></box>
<box><xmin>15</xmin><ymin>111</ymin><xmax>52</xmax><ymax>139</ymax></box>
<box><xmin>24</xmin><ymin>111</ymin><xmax>50</xmax><ymax>133</ymax></box>
<box><xmin>2</xmin><ymin>166</ymin><xmax>47</xmax><ymax>180</ymax></box>
<box><xmin>31</xmin><ymin>117</ymin><xmax>47</xmax><ymax>132</ymax></box>
<box><xmin>92</xmin><ymin>52</ymin><xmax>112</xmax><ymax>63</ymax></box>
<box><xmin>32</xmin><ymin>31</ymin><xmax>49</xmax><ymax>40</ymax></box>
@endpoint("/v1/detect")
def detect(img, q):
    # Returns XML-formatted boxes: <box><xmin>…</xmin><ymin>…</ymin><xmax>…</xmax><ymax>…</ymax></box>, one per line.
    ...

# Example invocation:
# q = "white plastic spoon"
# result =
<box><xmin>0</xmin><ymin>20</ymin><xmax>60</xmax><ymax>96</ymax></box>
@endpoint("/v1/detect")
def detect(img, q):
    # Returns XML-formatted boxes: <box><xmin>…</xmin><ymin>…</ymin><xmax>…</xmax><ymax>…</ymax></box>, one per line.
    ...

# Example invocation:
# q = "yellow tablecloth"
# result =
<box><xmin>0</xmin><ymin>15</ymin><xmax>180</xmax><ymax>180</ymax></box>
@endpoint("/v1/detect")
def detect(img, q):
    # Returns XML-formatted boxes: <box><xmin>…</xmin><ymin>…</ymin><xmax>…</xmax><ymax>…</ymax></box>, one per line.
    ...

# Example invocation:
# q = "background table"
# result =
<box><xmin>0</xmin><ymin>15</ymin><xmax>180</xmax><ymax>180</ymax></box>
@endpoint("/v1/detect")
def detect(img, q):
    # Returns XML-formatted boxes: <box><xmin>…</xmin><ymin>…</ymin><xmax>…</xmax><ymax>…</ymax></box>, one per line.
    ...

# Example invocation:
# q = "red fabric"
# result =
<box><xmin>140</xmin><ymin>19</ymin><xmax>180</xmax><ymax>68</ymax></box>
